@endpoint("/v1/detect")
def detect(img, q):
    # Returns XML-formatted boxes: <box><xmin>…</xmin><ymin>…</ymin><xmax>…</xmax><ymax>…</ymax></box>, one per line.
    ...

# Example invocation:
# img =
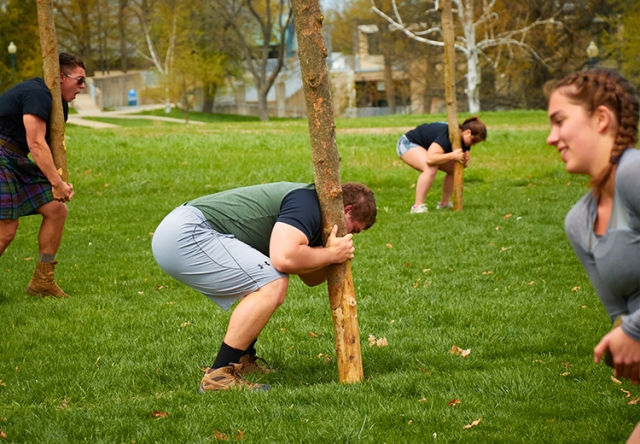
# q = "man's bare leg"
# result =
<box><xmin>0</xmin><ymin>219</ymin><xmax>19</xmax><ymax>256</ymax></box>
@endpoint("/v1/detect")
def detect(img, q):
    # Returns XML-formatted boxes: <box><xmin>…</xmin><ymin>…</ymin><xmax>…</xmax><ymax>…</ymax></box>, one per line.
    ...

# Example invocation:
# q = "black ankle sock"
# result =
<box><xmin>245</xmin><ymin>339</ymin><xmax>257</xmax><ymax>357</ymax></box>
<box><xmin>212</xmin><ymin>342</ymin><xmax>246</xmax><ymax>369</ymax></box>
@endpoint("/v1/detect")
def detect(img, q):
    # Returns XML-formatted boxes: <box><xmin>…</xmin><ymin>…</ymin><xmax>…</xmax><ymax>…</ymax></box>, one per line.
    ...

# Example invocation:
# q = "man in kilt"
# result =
<box><xmin>0</xmin><ymin>53</ymin><xmax>85</xmax><ymax>297</ymax></box>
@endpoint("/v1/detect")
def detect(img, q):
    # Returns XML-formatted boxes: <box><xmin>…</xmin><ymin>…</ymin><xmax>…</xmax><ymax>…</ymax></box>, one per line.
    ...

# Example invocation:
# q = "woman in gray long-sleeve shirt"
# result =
<box><xmin>547</xmin><ymin>69</ymin><xmax>640</xmax><ymax>441</ymax></box>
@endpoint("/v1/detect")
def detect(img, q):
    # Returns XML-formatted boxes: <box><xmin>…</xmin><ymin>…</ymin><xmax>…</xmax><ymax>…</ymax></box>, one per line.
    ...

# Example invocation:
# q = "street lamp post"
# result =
<box><xmin>7</xmin><ymin>41</ymin><xmax>16</xmax><ymax>70</ymax></box>
<box><xmin>587</xmin><ymin>40</ymin><xmax>598</xmax><ymax>70</ymax></box>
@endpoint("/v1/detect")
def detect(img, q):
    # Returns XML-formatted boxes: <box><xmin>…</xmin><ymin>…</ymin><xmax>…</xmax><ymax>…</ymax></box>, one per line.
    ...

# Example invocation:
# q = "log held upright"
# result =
<box><xmin>36</xmin><ymin>0</ymin><xmax>67</xmax><ymax>181</ymax></box>
<box><xmin>291</xmin><ymin>0</ymin><xmax>364</xmax><ymax>383</ymax></box>
<box><xmin>441</xmin><ymin>0</ymin><xmax>463</xmax><ymax>210</ymax></box>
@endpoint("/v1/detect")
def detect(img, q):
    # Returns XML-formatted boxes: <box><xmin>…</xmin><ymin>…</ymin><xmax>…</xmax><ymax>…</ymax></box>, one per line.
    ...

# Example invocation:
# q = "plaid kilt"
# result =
<box><xmin>0</xmin><ymin>145</ymin><xmax>54</xmax><ymax>219</ymax></box>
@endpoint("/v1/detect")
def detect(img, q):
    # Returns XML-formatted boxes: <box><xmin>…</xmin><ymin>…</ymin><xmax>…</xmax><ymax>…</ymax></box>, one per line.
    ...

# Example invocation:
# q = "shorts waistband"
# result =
<box><xmin>0</xmin><ymin>135</ymin><xmax>26</xmax><ymax>156</ymax></box>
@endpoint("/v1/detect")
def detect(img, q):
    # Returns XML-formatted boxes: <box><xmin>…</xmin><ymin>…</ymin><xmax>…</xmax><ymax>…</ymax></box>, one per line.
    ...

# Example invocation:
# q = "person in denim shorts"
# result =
<box><xmin>396</xmin><ymin>117</ymin><xmax>487</xmax><ymax>213</ymax></box>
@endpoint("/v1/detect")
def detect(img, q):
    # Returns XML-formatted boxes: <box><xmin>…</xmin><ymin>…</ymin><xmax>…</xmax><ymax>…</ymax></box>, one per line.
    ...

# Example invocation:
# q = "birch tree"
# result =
<box><xmin>371</xmin><ymin>0</ymin><xmax>560</xmax><ymax>112</ymax></box>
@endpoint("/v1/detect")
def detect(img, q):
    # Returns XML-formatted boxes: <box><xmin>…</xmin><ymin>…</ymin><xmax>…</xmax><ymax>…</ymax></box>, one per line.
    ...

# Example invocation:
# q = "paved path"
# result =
<box><xmin>68</xmin><ymin>104</ymin><xmax>205</xmax><ymax>128</ymax></box>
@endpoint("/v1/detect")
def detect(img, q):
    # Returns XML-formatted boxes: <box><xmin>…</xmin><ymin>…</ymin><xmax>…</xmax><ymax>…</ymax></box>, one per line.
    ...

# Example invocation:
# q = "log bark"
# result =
<box><xmin>36</xmin><ymin>0</ymin><xmax>67</xmax><ymax>182</ymax></box>
<box><xmin>290</xmin><ymin>0</ymin><xmax>363</xmax><ymax>383</ymax></box>
<box><xmin>441</xmin><ymin>0</ymin><xmax>463</xmax><ymax>210</ymax></box>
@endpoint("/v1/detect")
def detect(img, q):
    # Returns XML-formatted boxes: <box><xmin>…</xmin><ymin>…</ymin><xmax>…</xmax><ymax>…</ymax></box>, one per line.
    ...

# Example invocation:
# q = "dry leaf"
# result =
<box><xmin>84</xmin><ymin>169</ymin><xmax>92</xmax><ymax>175</ymax></box>
<box><xmin>534</xmin><ymin>360</ymin><xmax>546</xmax><ymax>364</ymax></box>
<box><xmin>611</xmin><ymin>376</ymin><xmax>623</xmax><ymax>385</ymax></box>
<box><xmin>308</xmin><ymin>331</ymin><xmax>321</xmax><ymax>338</ymax></box>
<box><xmin>495</xmin><ymin>226</ymin><xmax>500</xmax><ymax>230</ymax></box>
<box><xmin>448</xmin><ymin>398</ymin><xmax>461</xmax><ymax>408</ymax></box>
<box><xmin>386</xmin><ymin>243</ymin><xmax>393</xmax><ymax>249</ymax></box>
<box><xmin>463</xmin><ymin>418</ymin><xmax>482</xmax><ymax>429</ymax></box>
<box><xmin>148</xmin><ymin>232</ymin><xmax>154</xmax><ymax>236</ymax></box>
<box><xmin>0</xmin><ymin>430</ymin><xmax>6</xmax><ymax>439</ymax></box>
<box><xmin>560</xmin><ymin>372</ymin><xmax>570</xmax><ymax>377</ymax></box>
<box><xmin>235</xmin><ymin>430</ymin><xmax>244</xmax><ymax>440</ymax></box>
<box><xmin>280</xmin><ymin>328</ymin><xmax>286</xmax><ymax>333</ymax></box>
<box><xmin>58</xmin><ymin>399</ymin><xmax>69</xmax><ymax>410</ymax></box>
<box><xmin>504</xmin><ymin>214</ymin><xmax>512</xmax><ymax>220</ymax></box>
<box><xmin>482</xmin><ymin>271</ymin><xmax>493</xmax><ymax>275</ymax></box>
<box><xmin>527</xmin><ymin>281</ymin><xmax>535</xmax><ymax>286</ymax></box>
<box><xmin>376</xmin><ymin>337</ymin><xmax>388</xmax><ymax>347</ymax></box>
<box><xmin>156</xmin><ymin>286</ymin><xmax>164</xmax><ymax>290</ymax></box>
<box><xmin>0</xmin><ymin>380</ymin><xmax>5</xmax><ymax>386</ymax></box>
<box><xmin>180</xmin><ymin>321</ymin><xmax>191</xmax><ymax>328</ymax></box>
<box><xmin>622</xmin><ymin>389</ymin><xmax>632</xmax><ymax>398</ymax></box>
<box><xmin>24</xmin><ymin>257</ymin><xmax>33</xmax><ymax>261</ymax></box>
<box><xmin>418</xmin><ymin>398</ymin><xmax>428</xmax><ymax>402</ymax></box>
<box><xmin>628</xmin><ymin>397</ymin><xmax>640</xmax><ymax>405</ymax></box>
<box><xmin>450</xmin><ymin>345</ymin><xmax>470</xmax><ymax>357</ymax></box>
<box><xmin>211</xmin><ymin>429</ymin><xmax>228</xmax><ymax>440</ymax></box>
<box><xmin>571</xmin><ymin>286</ymin><xmax>581</xmax><ymax>291</ymax></box>
<box><xmin>138</xmin><ymin>291</ymin><xmax>144</xmax><ymax>295</ymax></box>
<box><xmin>368</xmin><ymin>335</ymin><xmax>376</xmax><ymax>346</ymax></box>
<box><xmin>413</xmin><ymin>278</ymin><xmax>421</xmax><ymax>288</ymax></box>
<box><xmin>151</xmin><ymin>410</ymin><xmax>169</xmax><ymax>419</ymax></box>
<box><xmin>423</xmin><ymin>268</ymin><xmax>431</xmax><ymax>273</ymax></box>
<box><xmin>408</xmin><ymin>420</ymin><xmax>413</xmax><ymax>425</ymax></box>
<box><xmin>562</xmin><ymin>362</ymin><xmax>572</xmax><ymax>368</ymax></box>
<box><xmin>404</xmin><ymin>263</ymin><xmax>411</xmax><ymax>268</ymax></box>
<box><xmin>501</xmin><ymin>246</ymin><xmax>512</xmax><ymax>252</ymax></box>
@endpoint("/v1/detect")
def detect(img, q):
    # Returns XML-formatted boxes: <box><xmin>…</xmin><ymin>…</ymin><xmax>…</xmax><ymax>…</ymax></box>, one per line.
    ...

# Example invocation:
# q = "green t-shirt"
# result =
<box><xmin>187</xmin><ymin>182</ymin><xmax>317</xmax><ymax>256</ymax></box>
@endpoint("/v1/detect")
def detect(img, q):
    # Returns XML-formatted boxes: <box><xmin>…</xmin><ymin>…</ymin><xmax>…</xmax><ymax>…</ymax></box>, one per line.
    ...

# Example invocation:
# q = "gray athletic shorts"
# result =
<box><xmin>396</xmin><ymin>134</ymin><xmax>421</xmax><ymax>157</ymax></box>
<box><xmin>151</xmin><ymin>205</ymin><xmax>287</xmax><ymax>310</ymax></box>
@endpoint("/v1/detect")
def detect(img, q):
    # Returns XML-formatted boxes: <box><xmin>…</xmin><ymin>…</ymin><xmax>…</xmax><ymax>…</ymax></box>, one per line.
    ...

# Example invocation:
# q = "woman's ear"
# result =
<box><xmin>595</xmin><ymin>105</ymin><xmax>616</xmax><ymax>134</ymax></box>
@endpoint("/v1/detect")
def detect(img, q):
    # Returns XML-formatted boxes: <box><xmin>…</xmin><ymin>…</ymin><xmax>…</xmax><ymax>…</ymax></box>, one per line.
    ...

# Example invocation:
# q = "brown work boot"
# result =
<box><xmin>26</xmin><ymin>261</ymin><xmax>68</xmax><ymax>298</ymax></box>
<box><xmin>198</xmin><ymin>364</ymin><xmax>271</xmax><ymax>394</ymax></box>
<box><xmin>238</xmin><ymin>354</ymin><xmax>273</xmax><ymax>375</ymax></box>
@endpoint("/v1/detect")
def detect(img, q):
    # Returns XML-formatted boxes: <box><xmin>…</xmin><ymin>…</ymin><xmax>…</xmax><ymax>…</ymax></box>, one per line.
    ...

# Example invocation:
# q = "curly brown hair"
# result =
<box><xmin>342</xmin><ymin>182</ymin><xmax>376</xmax><ymax>229</ymax></box>
<box><xmin>551</xmin><ymin>69</ymin><xmax>639</xmax><ymax>196</ymax></box>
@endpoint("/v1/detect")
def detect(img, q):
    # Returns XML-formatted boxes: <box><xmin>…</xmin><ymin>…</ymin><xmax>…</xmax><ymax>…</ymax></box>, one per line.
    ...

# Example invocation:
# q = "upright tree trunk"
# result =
<box><xmin>291</xmin><ymin>0</ymin><xmax>364</xmax><ymax>383</ymax></box>
<box><xmin>383</xmin><ymin>56</ymin><xmax>396</xmax><ymax>114</ymax></box>
<box><xmin>442</xmin><ymin>0</ymin><xmax>463</xmax><ymax>210</ymax></box>
<box><xmin>202</xmin><ymin>82</ymin><xmax>217</xmax><ymax>113</ymax></box>
<box><xmin>36</xmin><ymin>0</ymin><xmax>67</xmax><ymax>182</ymax></box>
<box><xmin>119</xmin><ymin>0</ymin><xmax>129</xmax><ymax>73</ymax></box>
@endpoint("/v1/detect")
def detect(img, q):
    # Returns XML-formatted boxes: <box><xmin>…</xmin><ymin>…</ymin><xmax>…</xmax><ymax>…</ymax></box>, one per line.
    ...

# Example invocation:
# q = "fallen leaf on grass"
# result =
<box><xmin>236</xmin><ymin>430</ymin><xmax>244</xmax><ymax>440</ymax></box>
<box><xmin>386</xmin><ymin>243</ymin><xmax>393</xmax><ymax>249</ymax></box>
<box><xmin>500</xmin><ymin>246</ymin><xmax>512</xmax><ymax>252</ymax></box>
<box><xmin>534</xmin><ymin>360</ymin><xmax>546</xmax><ymax>364</ymax></box>
<box><xmin>376</xmin><ymin>337</ymin><xmax>388</xmax><ymax>347</ymax></box>
<box><xmin>211</xmin><ymin>429</ymin><xmax>228</xmax><ymax>440</ymax></box>
<box><xmin>504</xmin><ymin>214</ymin><xmax>512</xmax><ymax>220</ymax></box>
<box><xmin>148</xmin><ymin>232</ymin><xmax>154</xmax><ymax>236</ymax></box>
<box><xmin>418</xmin><ymin>398</ymin><xmax>428</xmax><ymax>402</ymax></box>
<box><xmin>404</xmin><ymin>263</ymin><xmax>411</xmax><ymax>268</ymax></box>
<box><xmin>138</xmin><ymin>291</ymin><xmax>144</xmax><ymax>295</ymax></box>
<box><xmin>482</xmin><ymin>271</ymin><xmax>493</xmax><ymax>275</ymax></box>
<box><xmin>450</xmin><ymin>345</ymin><xmax>471</xmax><ymax>358</ymax></box>
<box><xmin>423</xmin><ymin>268</ymin><xmax>431</xmax><ymax>273</ymax></box>
<box><xmin>58</xmin><ymin>399</ymin><xmax>69</xmax><ymax>410</ymax></box>
<box><xmin>151</xmin><ymin>411</ymin><xmax>169</xmax><ymax>419</ymax></box>
<box><xmin>413</xmin><ymin>278</ymin><xmax>421</xmax><ymax>288</ymax></box>
<box><xmin>180</xmin><ymin>321</ymin><xmax>192</xmax><ymax>328</ymax></box>
<box><xmin>628</xmin><ymin>397</ymin><xmax>640</xmax><ymax>405</ymax></box>
<box><xmin>317</xmin><ymin>353</ymin><xmax>331</xmax><ymax>363</ymax></box>
<box><xmin>527</xmin><ymin>281</ymin><xmax>535</xmax><ymax>286</ymax></box>
<box><xmin>622</xmin><ymin>389</ymin><xmax>632</xmax><ymax>398</ymax></box>
<box><xmin>560</xmin><ymin>372</ymin><xmax>570</xmax><ymax>377</ymax></box>
<box><xmin>308</xmin><ymin>331</ymin><xmax>321</xmax><ymax>337</ymax></box>
<box><xmin>24</xmin><ymin>257</ymin><xmax>33</xmax><ymax>261</ymax></box>
<box><xmin>156</xmin><ymin>286</ymin><xmax>164</xmax><ymax>290</ymax></box>
<box><xmin>562</xmin><ymin>362</ymin><xmax>572</xmax><ymax>367</ymax></box>
<box><xmin>571</xmin><ymin>286</ymin><xmax>581</xmax><ymax>291</ymax></box>
<box><xmin>448</xmin><ymin>398</ymin><xmax>461</xmax><ymax>408</ymax></box>
<box><xmin>0</xmin><ymin>380</ymin><xmax>5</xmax><ymax>386</ymax></box>
<box><xmin>611</xmin><ymin>376</ymin><xmax>623</xmax><ymax>385</ymax></box>
<box><xmin>0</xmin><ymin>430</ymin><xmax>6</xmax><ymax>439</ymax></box>
<box><xmin>462</xmin><ymin>418</ymin><xmax>482</xmax><ymax>429</ymax></box>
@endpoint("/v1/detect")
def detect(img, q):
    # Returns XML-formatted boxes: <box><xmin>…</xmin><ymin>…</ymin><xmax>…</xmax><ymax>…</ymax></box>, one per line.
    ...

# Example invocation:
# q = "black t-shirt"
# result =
<box><xmin>405</xmin><ymin>122</ymin><xmax>470</xmax><ymax>152</ymax></box>
<box><xmin>278</xmin><ymin>188</ymin><xmax>323</xmax><ymax>247</ymax></box>
<box><xmin>0</xmin><ymin>78</ymin><xmax>69</xmax><ymax>153</ymax></box>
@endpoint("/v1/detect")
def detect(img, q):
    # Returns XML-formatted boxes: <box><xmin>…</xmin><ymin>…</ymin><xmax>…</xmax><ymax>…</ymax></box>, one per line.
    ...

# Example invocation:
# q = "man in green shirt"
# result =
<box><xmin>152</xmin><ymin>182</ymin><xmax>376</xmax><ymax>392</ymax></box>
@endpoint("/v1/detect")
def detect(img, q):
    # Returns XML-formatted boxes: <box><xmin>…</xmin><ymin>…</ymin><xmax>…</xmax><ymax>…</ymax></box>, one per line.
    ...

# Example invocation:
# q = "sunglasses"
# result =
<box><xmin>63</xmin><ymin>72</ymin><xmax>86</xmax><ymax>86</ymax></box>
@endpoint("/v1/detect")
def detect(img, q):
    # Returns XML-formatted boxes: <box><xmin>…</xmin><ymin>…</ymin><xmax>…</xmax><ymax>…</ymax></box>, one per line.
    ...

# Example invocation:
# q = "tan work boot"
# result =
<box><xmin>26</xmin><ymin>261</ymin><xmax>68</xmax><ymax>298</ymax></box>
<box><xmin>198</xmin><ymin>364</ymin><xmax>270</xmax><ymax>394</ymax></box>
<box><xmin>238</xmin><ymin>354</ymin><xmax>273</xmax><ymax>375</ymax></box>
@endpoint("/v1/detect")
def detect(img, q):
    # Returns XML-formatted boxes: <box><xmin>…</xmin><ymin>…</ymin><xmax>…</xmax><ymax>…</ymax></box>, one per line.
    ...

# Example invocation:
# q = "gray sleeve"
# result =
<box><xmin>617</xmin><ymin>150</ymin><xmax>640</xmax><ymax>340</ymax></box>
<box><xmin>565</xmin><ymin>201</ymin><xmax>629</xmax><ymax>323</ymax></box>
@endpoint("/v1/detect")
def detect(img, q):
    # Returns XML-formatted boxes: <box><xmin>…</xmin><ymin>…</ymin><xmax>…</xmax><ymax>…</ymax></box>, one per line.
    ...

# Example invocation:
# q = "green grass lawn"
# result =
<box><xmin>1</xmin><ymin>111</ymin><xmax>637</xmax><ymax>443</ymax></box>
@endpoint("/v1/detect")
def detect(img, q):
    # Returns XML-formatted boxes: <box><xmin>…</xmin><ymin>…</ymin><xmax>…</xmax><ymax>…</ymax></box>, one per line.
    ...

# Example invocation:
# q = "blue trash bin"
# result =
<box><xmin>127</xmin><ymin>89</ymin><xmax>138</xmax><ymax>106</ymax></box>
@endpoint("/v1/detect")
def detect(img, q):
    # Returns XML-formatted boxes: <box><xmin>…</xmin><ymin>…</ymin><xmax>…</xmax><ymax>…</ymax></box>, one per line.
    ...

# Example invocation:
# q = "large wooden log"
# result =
<box><xmin>442</xmin><ymin>0</ymin><xmax>463</xmax><ymax>210</ymax></box>
<box><xmin>36</xmin><ymin>0</ymin><xmax>67</xmax><ymax>181</ymax></box>
<box><xmin>290</xmin><ymin>0</ymin><xmax>363</xmax><ymax>383</ymax></box>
